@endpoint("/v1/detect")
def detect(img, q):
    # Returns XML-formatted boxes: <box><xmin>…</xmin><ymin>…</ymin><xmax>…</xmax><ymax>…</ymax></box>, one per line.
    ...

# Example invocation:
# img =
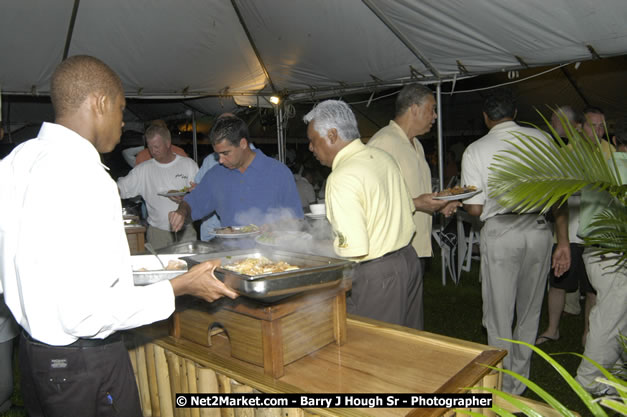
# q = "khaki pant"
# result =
<box><xmin>576</xmin><ymin>250</ymin><xmax>627</xmax><ymax>394</ymax></box>
<box><xmin>481</xmin><ymin>214</ymin><xmax>552</xmax><ymax>395</ymax></box>
<box><xmin>146</xmin><ymin>223</ymin><xmax>197</xmax><ymax>250</ymax></box>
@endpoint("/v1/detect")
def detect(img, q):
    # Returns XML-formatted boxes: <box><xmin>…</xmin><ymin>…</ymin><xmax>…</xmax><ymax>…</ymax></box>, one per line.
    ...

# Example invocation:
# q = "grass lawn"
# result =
<box><xmin>0</xmin><ymin>250</ymin><xmax>612</xmax><ymax>417</ymax></box>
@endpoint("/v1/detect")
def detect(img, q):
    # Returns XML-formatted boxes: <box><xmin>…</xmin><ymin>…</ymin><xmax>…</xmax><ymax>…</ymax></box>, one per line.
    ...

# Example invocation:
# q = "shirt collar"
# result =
<box><xmin>332</xmin><ymin>139</ymin><xmax>364</xmax><ymax>171</ymax></box>
<box><xmin>489</xmin><ymin>120</ymin><xmax>519</xmax><ymax>133</ymax></box>
<box><xmin>38</xmin><ymin>122</ymin><xmax>109</xmax><ymax>170</ymax></box>
<box><xmin>244</xmin><ymin>148</ymin><xmax>265</xmax><ymax>173</ymax></box>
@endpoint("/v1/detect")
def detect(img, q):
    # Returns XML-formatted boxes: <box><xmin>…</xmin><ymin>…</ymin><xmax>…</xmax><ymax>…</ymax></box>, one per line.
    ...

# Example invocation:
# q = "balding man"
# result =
<box><xmin>368</xmin><ymin>84</ymin><xmax>460</xmax><ymax>329</ymax></box>
<box><xmin>118</xmin><ymin>124</ymin><xmax>199</xmax><ymax>249</ymax></box>
<box><xmin>461</xmin><ymin>89</ymin><xmax>570</xmax><ymax>395</ymax></box>
<box><xmin>0</xmin><ymin>55</ymin><xmax>237</xmax><ymax>417</ymax></box>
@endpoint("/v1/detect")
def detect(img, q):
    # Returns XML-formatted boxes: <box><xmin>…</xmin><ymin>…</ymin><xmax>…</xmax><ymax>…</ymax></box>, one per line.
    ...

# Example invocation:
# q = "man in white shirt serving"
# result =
<box><xmin>0</xmin><ymin>55</ymin><xmax>237</xmax><ymax>417</ymax></box>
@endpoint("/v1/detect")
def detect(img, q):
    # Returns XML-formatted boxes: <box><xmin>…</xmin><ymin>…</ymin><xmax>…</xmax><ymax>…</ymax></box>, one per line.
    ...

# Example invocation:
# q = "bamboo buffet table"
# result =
<box><xmin>127</xmin><ymin>315</ymin><xmax>506</xmax><ymax>417</ymax></box>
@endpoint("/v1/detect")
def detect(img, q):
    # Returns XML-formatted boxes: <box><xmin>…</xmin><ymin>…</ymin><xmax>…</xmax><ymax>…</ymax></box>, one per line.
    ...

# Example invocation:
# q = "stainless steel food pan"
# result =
<box><xmin>156</xmin><ymin>240</ymin><xmax>216</xmax><ymax>255</ymax></box>
<box><xmin>132</xmin><ymin>254</ymin><xmax>190</xmax><ymax>286</ymax></box>
<box><xmin>186</xmin><ymin>249</ymin><xmax>353</xmax><ymax>301</ymax></box>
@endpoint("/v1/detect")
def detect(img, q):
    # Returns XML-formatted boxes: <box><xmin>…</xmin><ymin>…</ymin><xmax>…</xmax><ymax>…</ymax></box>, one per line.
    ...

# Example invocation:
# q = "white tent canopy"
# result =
<box><xmin>2</xmin><ymin>0</ymin><xmax>626</xmax><ymax>101</ymax></box>
<box><xmin>2</xmin><ymin>0</ymin><xmax>626</xmax><ymax>285</ymax></box>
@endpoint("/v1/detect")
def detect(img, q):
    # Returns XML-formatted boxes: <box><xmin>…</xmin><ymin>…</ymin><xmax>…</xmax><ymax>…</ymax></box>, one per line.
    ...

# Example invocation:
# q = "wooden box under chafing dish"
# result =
<box><xmin>171</xmin><ymin>249</ymin><xmax>353</xmax><ymax>378</ymax></box>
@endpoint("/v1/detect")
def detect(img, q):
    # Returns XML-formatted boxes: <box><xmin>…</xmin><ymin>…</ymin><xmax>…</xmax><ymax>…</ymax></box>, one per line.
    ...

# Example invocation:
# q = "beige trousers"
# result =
<box><xmin>146</xmin><ymin>223</ymin><xmax>197</xmax><ymax>250</ymax></box>
<box><xmin>481</xmin><ymin>214</ymin><xmax>552</xmax><ymax>395</ymax></box>
<box><xmin>576</xmin><ymin>250</ymin><xmax>627</xmax><ymax>394</ymax></box>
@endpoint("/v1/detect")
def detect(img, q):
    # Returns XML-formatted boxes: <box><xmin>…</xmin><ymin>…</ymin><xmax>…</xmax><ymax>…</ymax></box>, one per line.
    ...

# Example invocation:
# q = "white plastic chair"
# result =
<box><xmin>456</xmin><ymin>210</ymin><xmax>483</xmax><ymax>281</ymax></box>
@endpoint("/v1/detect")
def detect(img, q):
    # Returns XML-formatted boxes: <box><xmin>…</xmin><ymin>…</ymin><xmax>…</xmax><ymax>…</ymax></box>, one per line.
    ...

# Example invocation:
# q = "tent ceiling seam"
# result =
<box><xmin>360</xmin><ymin>0</ymin><xmax>441</xmax><ymax>79</ymax></box>
<box><xmin>62</xmin><ymin>0</ymin><xmax>81</xmax><ymax>60</ymax></box>
<box><xmin>560</xmin><ymin>66</ymin><xmax>589</xmax><ymax>107</ymax></box>
<box><xmin>230</xmin><ymin>0</ymin><xmax>277</xmax><ymax>94</ymax></box>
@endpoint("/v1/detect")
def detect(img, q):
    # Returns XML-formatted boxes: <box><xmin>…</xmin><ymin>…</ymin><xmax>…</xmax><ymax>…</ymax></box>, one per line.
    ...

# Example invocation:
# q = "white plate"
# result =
<box><xmin>305</xmin><ymin>213</ymin><xmax>326</xmax><ymax>219</ymax></box>
<box><xmin>209</xmin><ymin>227</ymin><xmax>261</xmax><ymax>239</ymax></box>
<box><xmin>255</xmin><ymin>231</ymin><xmax>313</xmax><ymax>247</ymax></box>
<box><xmin>131</xmin><ymin>254</ymin><xmax>191</xmax><ymax>272</ymax></box>
<box><xmin>158</xmin><ymin>190</ymin><xmax>188</xmax><ymax>197</ymax></box>
<box><xmin>433</xmin><ymin>189</ymin><xmax>482</xmax><ymax>201</ymax></box>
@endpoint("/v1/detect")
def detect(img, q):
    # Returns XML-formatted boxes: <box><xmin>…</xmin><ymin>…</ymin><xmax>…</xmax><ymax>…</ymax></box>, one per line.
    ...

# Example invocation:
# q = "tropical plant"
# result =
<box><xmin>456</xmin><ymin>338</ymin><xmax>627</xmax><ymax>417</ymax></box>
<box><xmin>453</xmin><ymin>109</ymin><xmax>627</xmax><ymax>416</ymax></box>
<box><xmin>486</xmin><ymin>108</ymin><xmax>627</xmax><ymax>266</ymax></box>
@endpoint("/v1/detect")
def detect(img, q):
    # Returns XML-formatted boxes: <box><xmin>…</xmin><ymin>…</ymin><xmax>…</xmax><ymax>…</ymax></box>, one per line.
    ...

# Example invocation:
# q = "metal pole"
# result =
<box><xmin>437</xmin><ymin>83</ymin><xmax>446</xmax><ymax>285</ymax></box>
<box><xmin>191</xmin><ymin>111</ymin><xmax>198</xmax><ymax>163</ymax></box>
<box><xmin>275</xmin><ymin>103</ymin><xmax>285</xmax><ymax>163</ymax></box>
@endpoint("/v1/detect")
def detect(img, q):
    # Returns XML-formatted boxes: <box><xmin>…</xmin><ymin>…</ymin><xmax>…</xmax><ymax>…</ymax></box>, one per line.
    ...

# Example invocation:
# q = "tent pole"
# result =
<box><xmin>275</xmin><ymin>103</ymin><xmax>286</xmax><ymax>163</ymax></box>
<box><xmin>192</xmin><ymin>111</ymin><xmax>198</xmax><ymax>163</ymax></box>
<box><xmin>436</xmin><ymin>83</ymin><xmax>446</xmax><ymax>285</ymax></box>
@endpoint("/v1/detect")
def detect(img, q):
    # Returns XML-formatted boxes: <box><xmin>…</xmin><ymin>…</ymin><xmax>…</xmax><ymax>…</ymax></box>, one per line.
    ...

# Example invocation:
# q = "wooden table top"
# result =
<box><xmin>132</xmin><ymin>316</ymin><xmax>505</xmax><ymax>417</ymax></box>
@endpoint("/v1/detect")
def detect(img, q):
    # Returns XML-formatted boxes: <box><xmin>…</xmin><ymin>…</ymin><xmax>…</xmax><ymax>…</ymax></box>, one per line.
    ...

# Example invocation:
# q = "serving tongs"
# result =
<box><xmin>144</xmin><ymin>243</ymin><xmax>166</xmax><ymax>270</ymax></box>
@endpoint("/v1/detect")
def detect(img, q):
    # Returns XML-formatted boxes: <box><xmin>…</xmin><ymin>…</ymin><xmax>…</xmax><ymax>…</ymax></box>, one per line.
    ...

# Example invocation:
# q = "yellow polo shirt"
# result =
<box><xmin>368</xmin><ymin>120</ymin><xmax>432</xmax><ymax>257</ymax></box>
<box><xmin>326</xmin><ymin>139</ymin><xmax>415</xmax><ymax>261</ymax></box>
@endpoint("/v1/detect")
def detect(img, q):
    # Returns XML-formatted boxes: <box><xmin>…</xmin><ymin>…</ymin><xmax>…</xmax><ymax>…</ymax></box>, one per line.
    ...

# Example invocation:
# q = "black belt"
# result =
<box><xmin>23</xmin><ymin>331</ymin><xmax>122</xmax><ymax>348</ymax></box>
<box><xmin>491</xmin><ymin>212</ymin><xmax>546</xmax><ymax>224</ymax></box>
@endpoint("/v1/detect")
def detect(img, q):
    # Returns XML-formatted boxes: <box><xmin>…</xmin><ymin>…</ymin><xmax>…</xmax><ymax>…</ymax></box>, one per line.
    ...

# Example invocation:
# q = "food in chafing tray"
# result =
<box><xmin>215</xmin><ymin>224</ymin><xmax>259</xmax><ymax>234</ymax></box>
<box><xmin>436</xmin><ymin>185</ymin><xmax>477</xmax><ymax>197</ymax></box>
<box><xmin>222</xmin><ymin>256</ymin><xmax>299</xmax><ymax>276</ymax></box>
<box><xmin>134</xmin><ymin>259</ymin><xmax>186</xmax><ymax>272</ymax></box>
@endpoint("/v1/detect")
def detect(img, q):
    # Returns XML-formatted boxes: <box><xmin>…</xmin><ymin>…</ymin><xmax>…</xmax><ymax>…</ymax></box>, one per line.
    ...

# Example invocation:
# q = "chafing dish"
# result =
<box><xmin>187</xmin><ymin>249</ymin><xmax>353</xmax><ymax>302</ymax></box>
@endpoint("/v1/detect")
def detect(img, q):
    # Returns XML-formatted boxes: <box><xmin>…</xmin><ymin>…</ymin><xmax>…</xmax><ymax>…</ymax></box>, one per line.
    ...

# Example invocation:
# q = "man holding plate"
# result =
<box><xmin>460</xmin><ymin>88</ymin><xmax>570</xmax><ymax>395</ymax></box>
<box><xmin>118</xmin><ymin>124</ymin><xmax>198</xmax><ymax>249</ymax></box>
<box><xmin>303</xmin><ymin>100</ymin><xmax>421</xmax><ymax>329</ymax></box>
<box><xmin>169</xmin><ymin>116</ymin><xmax>303</xmax><ymax>241</ymax></box>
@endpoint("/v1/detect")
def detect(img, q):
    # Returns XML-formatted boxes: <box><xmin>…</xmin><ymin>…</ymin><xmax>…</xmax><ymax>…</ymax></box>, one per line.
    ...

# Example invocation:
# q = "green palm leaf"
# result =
<box><xmin>498</xmin><ymin>339</ymin><xmax>608</xmax><ymax>416</ymax></box>
<box><xmin>481</xmin><ymin>365</ymin><xmax>579</xmax><ymax>417</ymax></box>
<box><xmin>487</xmin><ymin>108</ymin><xmax>626</xmax><ymax>260</ymax></box>
<box><xmin>599</xmin><ymin>398</ymin><xmax>627</xmax><ymax>416</ymax></box>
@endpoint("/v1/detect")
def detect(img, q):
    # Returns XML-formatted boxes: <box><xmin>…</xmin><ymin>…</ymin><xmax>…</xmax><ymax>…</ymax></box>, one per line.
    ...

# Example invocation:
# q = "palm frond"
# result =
<box><xmin>498</xmin><ymin>339</ymin><xmax>608</xmax><ymax>416</ymax></box>
<box><xmin>599</xmin><ymin>398</ymin><xmax>627</xmax><ymax>416</ymax></box>
<box><xmin>488</xmin><ymin>108</ymin><xmax>626</xmax><ymax>256</ymax></box>
<box><xmin>584</xmin><ymin>206</ymin><xmax>627</xmax><ymax>267</ymax></box>
<box><xmin>488</xmin><ymin>126</ymin><xmax>620</xmax><ymax>213</ymax></box>
<box><xmin>470</xmin><ymin>386</ymin><xmax>546</xmax><ymax>417</ymax></box>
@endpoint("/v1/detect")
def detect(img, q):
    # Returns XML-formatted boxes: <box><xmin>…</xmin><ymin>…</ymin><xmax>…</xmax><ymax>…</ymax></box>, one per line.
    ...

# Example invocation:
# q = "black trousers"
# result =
<box><xmin>347</xmin><ymin>244</ymin><xmax>423</xmax><ymax>330</ymax></box>
<box><xmin>19</xmin><ymin>332</ymin><xmax>142</xmax><ymax>417</ymax></box>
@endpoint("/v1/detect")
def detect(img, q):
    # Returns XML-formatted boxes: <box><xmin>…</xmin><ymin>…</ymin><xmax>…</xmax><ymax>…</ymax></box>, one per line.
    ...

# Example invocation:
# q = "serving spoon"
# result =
<box><xmin>144</xmin><ymin>243</ymin><xmax>166</xmax><ymax>270</ymax></box>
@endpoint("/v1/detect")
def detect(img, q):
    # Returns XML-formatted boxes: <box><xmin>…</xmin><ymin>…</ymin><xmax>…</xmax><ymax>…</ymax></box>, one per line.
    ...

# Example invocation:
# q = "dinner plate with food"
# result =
<box><xmin>158</xmin><ymin>186</ymin><xmax>192</xmax><ymax>197</ymax></box>
<box><xmin>434</xmin><ymin>185</ymin><xmax>481</xmax><ymax>201</ymax></box>
<box><xmin>209</xmin><ymin>224</ymin><xmax>261</xmax><ymax>238</ymax></box>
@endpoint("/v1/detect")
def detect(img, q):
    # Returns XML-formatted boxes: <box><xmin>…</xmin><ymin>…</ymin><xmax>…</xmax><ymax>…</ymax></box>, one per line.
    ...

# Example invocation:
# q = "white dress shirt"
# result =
<box><xmin>0</xmin><ymin>122</ymin><xmax>175</xmax><ymax>346</ymax></box>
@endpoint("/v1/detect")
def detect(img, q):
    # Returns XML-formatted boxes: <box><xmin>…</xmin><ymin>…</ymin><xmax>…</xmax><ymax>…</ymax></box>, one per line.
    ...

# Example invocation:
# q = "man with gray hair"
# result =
<box><xmin>368</xmin><ymin>84</ymin><xmax>460</xmax><ymax>329</ymax></box>
<box><xmin>303</xmin><ymin>100</ymin><xmax>421</xmax><ymax>329</ymax></box>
